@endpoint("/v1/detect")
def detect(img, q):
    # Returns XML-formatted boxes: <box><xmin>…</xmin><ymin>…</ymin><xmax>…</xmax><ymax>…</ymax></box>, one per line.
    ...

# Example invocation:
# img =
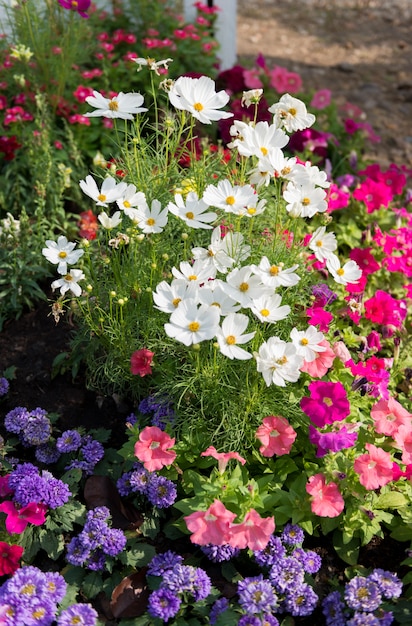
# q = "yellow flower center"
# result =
<box><xmin>276</xmin><ymin>356</ymin><xmax>288</xmax><ymax>365</ymax></box>
<box><xmin>316</xmin><ymin>240</ymin><xmax>323</xmax><ymax>247</ymax></box>
<box><xmin>188</xmin><ymin>321</ymin><xmax>200</xmax><ymax>332</ymax></box>
<box><xmin>288</xmin><ymin>107</ymin><xmax>297</xmax><ymax>116</ymax></box>
<box><xmin>337</xmin><ymin>268</ymin><xmax>345</xmax><ymax>276</ymax></box>
<box><xmin>269</xmin><ymin>265</ymin><xmax>279</xmax><ymax>275</ymax></box>
<box><xmin>22</xmin><ymin>584</ymin><xmax>36</xmax><ymax>595</ymax></box>
<box><xmin>323</xmin><ymin>397</ymin><xmax>333</xmax><ymax>406</ymax></box>
<box><xmin>188</xmin><ymin>274</ymin><xmax>197</xmax><ymax>281</ymax></box>
<box><xmin>58</xmin><ymin>251</ymin><xmax>67</xmax><ymax>259</ymax></box>
<box><xmin>64</xmin><ymin>274</ymin><xmax>73</xmax><ymax>282</ymax></box>
<box><xmin>225</xmin><ymin>195</ymin><xmax>235</xmax><ymax>205</ymax></box>
<box><xmin>33</xmin><ymin>609</ymin><xmax>46</xmax><ymax>619</ymax></box>
<box><xmin>185</xmin><ymin>211</ymin><xmax>194</xmax><ymax>219</ymax></box>
<box><xmin>239</xmin><ymin>282</ymin><xmax>249</xmax><ymax>292</ymax></box>
<box><xmin>260</xmin><ymin>146</ymin><xmax>268</xmax><ymax>156</ymax></box>
<box><xmin>97</xmin><ymin>193</ymin><xmax>106</xmax><ymax>202</ymax></box>
<box><xmin>247</xmin><ymin>207</ymin><xmax>256</xmax><ymax>215</ymax></box>
<box><xmin>146</xmin><ymin>218</ymin><xmax>155</xmax><ymax>226</ymax></box>
<box><xmin>108</xmin><ymin>99</ymin><xmax>119</xmax><ymax>111</ymax></box>
<box><xmin>302</xmin><ymin>197</ymin><xmax>310</xmax><ymax>206</ymax></box>
<box><xmin>193</xmin><ymin>102</ymin><xmax>203</xmax><ymax>111</ymax></box>
<box><xmin>123</xmin><ymin>200</ymin><xmax>131</xmax><ymax>208</ymax></box>
<box><xmin>300</xmin><ymin>338</ymin><xmax>309</xmax><ymax>345</ymax></box>
<box><xmin>226</xmin><ymin>335</ymin><xmax>236</xmax><ymax>345</ymax></box>
<box><xmin>70</xmin><ymin>616</ymin><xmax>82</xmax><ymax>624</ymax></box>
<box><xmin>260</xmin><ymin>308</ymin><xmax>270</xmax><ymax>317</ymax></box>
<box><xmin>281</xmin><ymin>166</ymin><xmax>291</xmax><ymax>175</ymax></box>
<box><xmin>172</xmin><ymin>297</ymin><xmax>181</xmax><ymax>307</ymax></box>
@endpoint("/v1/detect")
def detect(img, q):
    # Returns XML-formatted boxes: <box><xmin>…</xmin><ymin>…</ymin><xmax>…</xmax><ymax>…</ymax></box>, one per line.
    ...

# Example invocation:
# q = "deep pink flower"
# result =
<box><xmin>57</xmin><ymin>0</ymin><xmax>91</xmax><ymax>19</ymax></box>
<box><xmin>300</xmin><ymin>339</ymin><xmax>336</xmax><ymax>377</ymax></box>
<box><xmin>354</xmin><ymin>443</ymin><xmax>393</xmax><ymax>490</ymax></box>
<box><xmin>0</xmin><ymin>501</ymin><xmax>47</xmax><ymax>534</ymax></box>
<box><xmin>352</xmin><ymin>178</ymin><xmax>393</xmax><ymax>213</ymax></box>
<box><xmin>364</xmin><ymin>290</ymin><xmax>407</xmax><ymax>328</ymax></box>
<box><xmin>371</xmin><ymin>396</ymin><xmax>411</xmax><ymax>437</ymax></box>
<box><xmin>134</xmin><ymin>426</ymin><xmax>176</xmax><ymax>471</ymax></box>
<box><xmin>73</xmin><ymin>85</ymin><xmax>94</xmax><ymax>103</ymax></box>
<box><xmin>229</xmin><ymin>509</ymin><xmax>275</xmax><ymax>551</ymax></box>
<box><xmin>366</xmin><ymin>331</ymin><xmax>382</xmax><ymax>352</ymax></box>
<box><xmin>0</xmin><ymin>542</ymin><xmax>24</xmax><ymax>576</ymax></box>
<box><xmin>309</xmin><ymin>425</ymin><xmax>358</xmax><ymax>457</ymax></box>
<box><xmin>300</xmin><ymin>381</ymin><xmax>350</xmax><ymax>427</ymax></box>
<box><xmin>130</xmin><ymin>348</ymin><xmax>154</xmax><ymax>377</ymax></box>
<box><xmin>310</xmin><ymin>89</ymin><xmax>332</xmax><ymax>110</ymax></box>
<box><xmin>327</xmin><ymin>183</ymin><xmax>350</xmax><ymax>212</ymax></box>
<box><xmin>255</xmin><ymin>415</ymin><xmax>297</xmax><ymax>457</ymax></box>
<box><xmin>200</xmin><ymin>446</ymin><xmax>246</xmax><ymax>473</ymax></box>
<box><xmin>306</xmin><ymin>473</ymin><xmax>344</xmax><ymax>517</ymax></box>
<box><xmin>305</xmin><ymin>306</ymin><xmax>333</xmax><ymax>333</ymax></box>
<box><xmin>392</xmin><ymin>462</ymin><xmax>412</xmax><ymax>481</ymax></box>
<box><xmin>349</xmin><ymin>248</ymin><xmax>380</xmax><ymax>275</ymax></box>
<box><xmin>184</xmin><ymin>499</ymin><xmax>236</xmax><ymax>546</ymax></box>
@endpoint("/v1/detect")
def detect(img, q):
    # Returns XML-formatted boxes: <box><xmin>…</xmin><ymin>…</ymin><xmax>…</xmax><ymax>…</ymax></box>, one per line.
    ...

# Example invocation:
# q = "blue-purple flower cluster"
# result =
<box><xmin>5</xmin><ymin>406</ymin><xmax>51</xmax><ymax>446</ymax></box>
<box><xmin>137</xmin><ymin>393</ymin><xmax>176</xmax><ymax>429</ymax></box>
<box><xmin>322</xmin><ymin>568</ymin><xmax>403</xmax><ymax>626</ymax></box>
<box><xmin>116</xmin><ymin>462</ymin><xmax>177</xmax><ymax>508</ymax></box>
<box><xmin>8</xmin><ymin>462</ymin><xmax>71</xmax><ymax>508</ymax></box>
<box><xmin>232</xmin><ymin>524</ymin><xmax>322</xmax><ymax>622</ymax></box>
<box><xmin>146</xmin><ymin>550</ymin><xmax>212</xmax><ymax>621</ymax></box>
<box><xmin>66</xmin><ymin>506</ymin><xmax>127</xmax><ymax>571</ymax></box>
<box><xmin>0</xmin><ymin>564</ymin><xmax>98</xmax><ymax>625</ymax></box>
<box><xmin>0</xmin><ymin>376</ymin><xmax>9</xmax><ymax>397</ymax></box>
<box><xmin>60</xmin><ymin>432</ymin><xmax>105</xmax><ymax>475</ymax></box>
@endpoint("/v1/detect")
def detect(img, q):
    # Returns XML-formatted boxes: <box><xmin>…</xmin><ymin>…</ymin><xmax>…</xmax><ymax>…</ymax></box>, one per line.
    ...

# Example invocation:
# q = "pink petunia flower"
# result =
<box><xmin>229</xmin><ymin>509</ymin><xmax>275</xmax><ymax>550</ymax></box>
<box><xmin>300</xmin><ymin>339</ymin><xmax>336</xmax><ymax>377</ymax></box>
<box><xmin>370</xmin><ymin>396</ymin><xmax>411</xmax><ymax>437</ymax></box>
<box><xmin>0</xmin><ymin>542</ymin><xmax>24</xmax><ymax>576</ymax></box>
<box><xmin>353</xmin><ymin>443</ymin><xmax>393</xmax><ymax>490</ymax></box>
<box><xmin>255</xmin><ymin>415</ymin><xmax>297</xmax><ymax>457</ymax></box>
<box><xmin>306</xmin><ymin>473</ymin><xmax>344</xmax><ymax>517</ymax></box>
<box><xmin>300</xmin><ymin>381</ymin><xmax>350</xmax><ymax>428</ymax></box>
<box><xmin>184</xmin><ymin>499</ymin><xmax>236</xmax><ymax>545</ymax></box>
<box><xmin>200</xmin><ymin>446</ymin><xmax>246</xmax><ymax>473</ymax></box>
<box><xmin>364</xmin><ymin>290</ymin><xmax>407</xmax><ymax>328</ymax></box>
<box><xmin>310</xmin><ymin>89</ymin><xmax>332</xmax><ymax>110</ymax></box>
<box><xmin>134</xmin><ymin>426</ymin><xmax>176</xmax><ymax>471</ymax></box>
<box><xmin>352</xmin><ymin>178</ymin><xmax>392</xmax><ymax>213</ymax></box>
<box><xmin>130</xmin><ymin>348</ymin><xmax>154</xmax><ymax>377</ymax></box>
<box><xmin>393</xmin><ymin>425</ymin><xmax>412</xmax><ymax>465</ymax></box>
<box><xmin>0</xmin><ymin>501</ymin><xmax>47</xmax><ymax>534</ymax></box>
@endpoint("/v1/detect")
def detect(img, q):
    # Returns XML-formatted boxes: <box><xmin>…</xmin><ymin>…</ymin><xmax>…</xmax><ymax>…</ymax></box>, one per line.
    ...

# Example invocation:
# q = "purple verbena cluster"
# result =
<box><xmin>147</xmin><ymin>551</ymin><xmax>212</xmax><ymax>621</ymax></box>
<box><xmin>116</xmin><ymin>462</ymin><xmax>177</xmax><ymax>508</ymax></box>
<box><xmin>4</xmin><ymin>406</ymin><xmax>51</xmax><ymax>446</ymax></box>
<box><xmin>7</xmin><ymin>462</ymin><xmax>71</xmax><ymax>509</ymax></box>
<box><xmin>0</xmin><ymin>564</ymin><xmax>98</xmax><ymax>625</ymax></box>
<box><xmin>66</xmin><ymin>506</ymin><xmax>126</xmax><ymax>571</ymax></box>
<box><xmin>322</xmin><ymin>569</ymin><xmax>403</xmax><ymax>626</ymax></box>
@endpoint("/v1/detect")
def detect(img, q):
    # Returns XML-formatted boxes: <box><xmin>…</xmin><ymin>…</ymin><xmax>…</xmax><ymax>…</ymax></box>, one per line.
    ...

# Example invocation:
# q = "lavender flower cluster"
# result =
<box><xmin>66</xmin><ymin>506</ymin><xmax>127</xmax><ymax>571</ymax></box>
<box><xmin>117</xmin><ymin>462</ymin><xmax>177</xmax><ymax>508</ymax></box>
<box><xmin>4</xmin><ymin>407</ymin><xmax>105</xmax><ymax>475</ymax></box>
<box><xmin>146</xmin><ymin>551</ymin><xmax>212</xmax><ymax>621</ymax></box>
<box><xmin>135</xmin><ymin>393</ymin><xmax>176</xmax><ymax>429</ymax></box>
<box><xmin>0</xmin><ymin>565</ymin><xmax>98</xmax><ymax>625</ymax></box>
<box><xmin>322</xmin><ymin>569</ymin><xmax>403</xmax><ymax>626</ymax></box>
<box><xmin>0</xmin><ymin>376</ymin><xmax>9</xmax><ymax>397</ymax></box>
<box><xmin>8</xmin><ymin>462</ymin><xmax>71</xmax><ymax>508</ymax></box>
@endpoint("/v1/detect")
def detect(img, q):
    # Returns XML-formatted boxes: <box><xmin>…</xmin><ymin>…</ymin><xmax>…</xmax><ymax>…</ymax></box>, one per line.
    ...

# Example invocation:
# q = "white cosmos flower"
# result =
<box><xmin>153</xmin><ymin>280</ymin><xmax>198</xmax><ymax>314</ymax></box>
<box><xmin>79</xmin><ymin>175</ymin><xmax>127</xmax><ymax>207</ymax></box>
<box><xmin>135</xmin><ymin>199</ymin><xmax>168</xmax><ymax>234</ymax></box>
<box><xmin>191</xmin><ymin>226</ymin><xmax>236</xmax><ymax>274</ymax></box>
<box><xmin>172</xmin><ymin>260</ymin><xmax>216</xmax><ymax>285</ymax></box>
<box><xmin>326</xmin><ymin>254</ymin><xmax>362</xmax><ymax>285</ymax></box>
<box><xmin>42</xmin><ymin>235</ymin><xmax>84</xmax><ymax>275</ymax></box>
<box><xmin>98</xmin><ymin>211</ymin><xmax>122</xmax><ymax>229</ymax></box>
<box><xmin>133</xmin><ymin>57</ymin><xmax>173</xmax><ymax>75</ymax></box>
<box><xmin>269</xmin><ymin>93</ymin><xmax>316</xmax><ymax>132</ymax></box>
<box><xmin>216</xmin><ymin>312</ymin><xmax>256</xmax><ymax>360</ymax></box>
<box><xmin>250</xmin><ymin>294</ymin><xmax>290</xmax><ymax>324</ymax></box>
<box><xmin>197</xmin><ymin>280</ymin><xmax>241</xmax><ymax>316</ymax></box>
<box><xmin>283</xmin><ymin>181</ymin><xmax>328</xmax><ymax>218</ymax></box>
<box><xmin>167</xmin><ymin>192</ymin><xmax>217</xmax><ymax>229</ymax></box>
<box><xmin>168</xmin><ymin>75</ymin><xmax>233</xmax><ymax>124</ymax></box>
<box><xmin>229</xmin><ymin>120</ymin><xmax>289</xmax><ymax>159</ymax></box>
<box><xmin>225</xmin><ymin>265</ymin><xmax>271</xmax><ymax>308</ymax></box>
<box><xmin>85</xmin><ymin>90</ymin><xmax>147</xmax><ymax>120</ymax></box>
<box><xmin>237</xmin><ymin>197</ymin><xmax>267</xmax><ymax>218</ymax></box>
<box><xmin>309</xmin><ymin>226</ymin><xmax>337</xmax><ymax>262</ymax></box>
<box><xmin>165</xmin><ymin>299</ymin><xmax>220</xmax><ymax>346</ymax></box>
<box><xmin>290</xmin><ymin>325</ymin><xmax>326</xmax><ymax>362</ymax></box>
<box><xmin>290</xmin><ymin>161</ymin><xmax>330</xmax><ymax>188</ymax></box>
<box><xmin>116</xmin><ymin>184</ymin><xmax>147</xmax><ymax>221</ymax></box>
<box><xmin>255</xmin><ymin>336</ymin><xmax>303</xmax><ymax>387</ymax></box>
<box><xmin>249</xmin><ymin>149</ymin><xmax>297</xmax><ymax>188</ymax></box>
<box><xmin>220</xmin><ymin>231</ymin><xmax>251</xmax><ymax>265</ymax></box>
<box><xmin>51</xmin><ymin>269</ymin><xmax>85</xmax><ymax>297</ymax></box>
<box><xmin>251</xmin><ymin>257</ymin><xmax>300</xmax><ymax>289</ymax></box>
<box><xmin>203</xmin><ymin>180</ymin><xmax>256</xmax><ymax>215</ymax></box>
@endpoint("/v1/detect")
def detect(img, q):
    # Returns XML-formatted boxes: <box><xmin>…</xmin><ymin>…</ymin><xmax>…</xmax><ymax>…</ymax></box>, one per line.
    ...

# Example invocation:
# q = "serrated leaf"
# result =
<box><xmin>82</xmin><ymin>571</ymin><xmax>104</xmax><ymax>599</ymax></box>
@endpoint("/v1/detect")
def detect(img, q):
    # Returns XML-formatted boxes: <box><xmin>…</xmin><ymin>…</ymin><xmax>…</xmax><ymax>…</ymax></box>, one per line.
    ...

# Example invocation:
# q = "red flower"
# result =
<box><xmin>0</xmin><ymin>542</ymin><xmax>23</xmax><ymax>576</ymax></box>
<box><xmin>78</xmin><ymin>209</ymin><xmax>98</xmax><ymax>240</ymax></box>
<box><xmin>134</xmin><ymin>426</ymin><xmax>176</xmax><ymax>471</ymax></box>
<box><xmin>130</xmin><ymin>349</ymin><xmax>154</xmax><ymax>377</ymax></box>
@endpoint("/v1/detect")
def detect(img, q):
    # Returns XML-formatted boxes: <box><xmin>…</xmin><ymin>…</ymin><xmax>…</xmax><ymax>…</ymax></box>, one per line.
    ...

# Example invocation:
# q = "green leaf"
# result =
<box><xmin>333</xmin><ymin>530</ymin><xmax>360</xmax><ymax>565</ymax></box>
<box><xmin>39</xmin><ymin>529</ymin><xmax>65</xmax><ymax>559</ymax></box>
<box><xmin>82</xmin><ymin>571</ymin><xmax>104</xmax><ymax>599</ymax></box>
<box><xmin>374</xmin><ymin>492</ymin><xmax>408</xmax><ymax>509</ymax></box>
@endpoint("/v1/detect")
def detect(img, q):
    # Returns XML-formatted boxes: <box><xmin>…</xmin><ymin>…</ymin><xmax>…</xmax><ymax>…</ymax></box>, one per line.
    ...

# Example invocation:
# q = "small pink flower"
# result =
<box><xmin>354</xmin><ymin>443</ymin><xmax>393</xmax><ymax>490</ymax></box>
<box><xmin>310</xmin><ymin>89</ymin><xmax>332</xmax><ymax>110</ymax></box>
<box><xmin>130</xmin><ymin>348</ymin><xmax>154</xmax><ymax>377</ymax></box>
<box><xmin>306</xmin><ymin>473</ymin><xmax>344</xmax><ymax>517</ymax></box>
<box><xmin>200</xmin><ymin>446</ymin><xmax>246</xmax><ymax>473</ymax></box>
<box><xmin>300</xmin><ymin>339</ymin><xmax>336</xmax><ymax>378</ymax></box>
<box><xmin>134</xmin><ymin>426</ymin><xmax>176</xmax><ymax>472</ymax></box>
<box><xmin>300</xmin><ymin>381</ymin><xmax>350</xmax><ymax>427</ymax></box>
<box><xmin>332</xmin><ymin>341</ymin><xmax>351</xmax><ymax>364</ymax></box>
<box><xmin>393</xmin><ymin>425</ymin><xmax>412</xmax><ymax>465</ymax></box>
<box><xmin>255</xmin><ymin>415</ymin><xmax>297</xmax><ymax>457</ymax></box>
<box><xmin>229</xmin><ymin>509</ymin><xmax>275</xmax><ymax>551</ymax></box>
<box><xmin>0</xmin><ymin>501</ymin><xmax>47</xmax><ymax>534</ymax></box>
<box><xmin>184</xmin><ymin>499</ymin><xmax>236</xmax><ymax>545</ymax></box>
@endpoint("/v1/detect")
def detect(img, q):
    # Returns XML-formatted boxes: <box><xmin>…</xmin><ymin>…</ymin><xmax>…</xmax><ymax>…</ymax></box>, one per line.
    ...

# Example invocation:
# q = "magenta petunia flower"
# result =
<box><xmin>57</xmin><ymin>0</ymin><xmax>91</xmax><ymax>19</ymax></box>
<box><xmin>364</xmin><ymin>290</ymin><xmax>407</xmax><ymax>328</ymax></box>
<box><xmin>300</xmin><ymin>381</ymin><xmax>350</xmax><ymax>427</ymax></box>
<box><xmin>309</xmin><ymin>425</ymin><xmax>358</xmax><ymax>457</ymax></box>
<box><xmin>0</xmin><ymin>500</ymin><xmax>47</xmax><ymax>534</ymax></box>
